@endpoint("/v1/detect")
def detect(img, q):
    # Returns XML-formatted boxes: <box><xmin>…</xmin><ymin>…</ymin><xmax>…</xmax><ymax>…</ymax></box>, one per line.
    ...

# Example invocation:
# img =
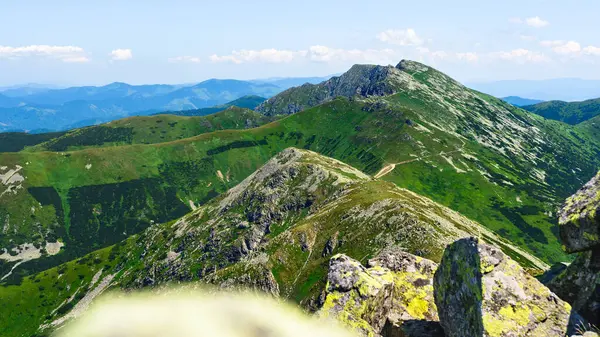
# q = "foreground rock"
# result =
<box><xmin>548</xmin><ymin>249</ymin><xmax>600</xmax><ymax>327</ymax></box>
<box><xmin>547</xmin><ymin>171</ymin><xmax>600</xmax><ymax>327</ymax></box>
<box><xmin>559</xmin><ymin>171</ymin><xmax>600</xmax><ymax>253</ymax></box>
<box><xmin>434</xmin><ymin>238</ymin><xmax>570</xmax><ymax>337</ymax></box>
<box><xmin>318</xmin><ymin>250</ymin><xmax>442</xmax><ymax>337</ymax></box>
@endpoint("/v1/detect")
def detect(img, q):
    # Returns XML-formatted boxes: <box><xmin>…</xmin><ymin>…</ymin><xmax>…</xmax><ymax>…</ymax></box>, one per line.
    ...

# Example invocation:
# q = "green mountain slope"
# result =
<box><xmin>523</xmin><ymin>98</ymin><xmax>600</xmax><ymax>124</ymax></box>
<box><xmin>0</xmin><ymin>131</ymin><xmax>66</xmax><ymax>152</ymax></box>
<box><xmin>0</xmin><ymin>148</ymin><xmax>548</xmax><ymax>337</ymax></box>
<box><xmin>26</xmin><ymin>107</ymin><xmax>273</xmax><ymax>152</ymax></box>
<box><xmin>1</xmin><ymin>60</ymin><xmax>599</xmax><ymax>285</ymax></box>
<box><xmin>577</xmin><ymin>114</ymin><xmax>600</xmax><ymax>139</ymax></box>
<box><xmin>162</xmin><ymin>95</ymin><xmax>267</xmax><ymax>117</ymax></box>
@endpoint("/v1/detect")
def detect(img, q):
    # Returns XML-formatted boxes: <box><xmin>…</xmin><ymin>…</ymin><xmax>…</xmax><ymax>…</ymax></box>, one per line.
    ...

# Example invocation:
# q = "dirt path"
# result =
<box><xmin>375</xmin><ymin>141</ymin><xmax>466</xmax><ymax>179</ymax></box>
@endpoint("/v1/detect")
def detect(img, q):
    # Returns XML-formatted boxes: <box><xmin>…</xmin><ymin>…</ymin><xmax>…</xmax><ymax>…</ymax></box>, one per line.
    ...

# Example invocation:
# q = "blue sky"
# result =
<box><xmin>1</xmin><ymin>0</ymin><xmax>599</xmax><ymax>86</ymax></box>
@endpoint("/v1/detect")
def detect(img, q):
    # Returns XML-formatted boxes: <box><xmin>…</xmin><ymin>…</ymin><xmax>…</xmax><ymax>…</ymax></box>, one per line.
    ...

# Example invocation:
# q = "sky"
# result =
<box><xmin>1</xmin><ymin>0</ymin><xmax>600</xmax><ymax>86</ymax></box>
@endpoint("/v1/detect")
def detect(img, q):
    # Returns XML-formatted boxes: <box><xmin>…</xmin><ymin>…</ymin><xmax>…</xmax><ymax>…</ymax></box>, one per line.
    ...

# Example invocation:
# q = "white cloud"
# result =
<box><xmin>0</xmin><ymin>44</ymin><xmax>90</xmax><ymax>63</ymax></box>
<box><xmin>431</xmin><ymin>51</ymin><xmax>450</xmax><ymax>59</ymax></box>
<box><xmin>489</xmin><ymin>49</ymin><xmax>550</xmax><ymax>63</ymax></box>
<box><xmin>525</xmin><ymin>16</ymin><xmax>549</xmax><ymax>28</ymax></box>
<box><xmin>417</xmin><ymin>48</ymin><xmax>477</xmax><ymax>63</ymax></box>
<box><xmin>552</xmin><ymin>41</ymin><xmax>581</xmax><ymax>55</ymax></box>
<box><xmin>456</xmin><ymin>52</ymin><xmax>479</xmax><ymax>62</ymax></box>
<box><xmin>307</xmin><ymin>45</ymin><xmax>396</xmax><ymax>63</ymax></box>
<box><xmin>110</xmin><ymin>49</ymin><xmax>133</xmax><ymax>61</ymax></box>
<box><xmin>540</xmin><ymin>40</ymin><xmax>564</xmax><ymax>47</ymax></box>
<box><xmin>540</xmin><ymin>40</ymin><xmax>590</xmax><ymax>56</ymax></box>
<box><xmin>168</xmin><ymin>56</ymin><xmax>201</xmax><ymax>63</ymax></box>
<box><xmin>376</xmin><ymin>29</ymin><xmax>424</xmax><ymax>46</ymax></box>
<box><xmin>209</xmin><ymin>46</ymin><xmax>397</xmax><ymax>65</ymax></box>
<box><xmin>583</xmin><ymin>46</ymin><xmax>600</xmax><ymax>56</ymax></box>
<box><xmin>210</xmin><ymin>49</ymin><xmax>305</xmax><ymax>64</ymax></box>
<box><xmin>63</xmin><ymin>56</ymin><xmax>91</xmax><ymax>63</ymax></box>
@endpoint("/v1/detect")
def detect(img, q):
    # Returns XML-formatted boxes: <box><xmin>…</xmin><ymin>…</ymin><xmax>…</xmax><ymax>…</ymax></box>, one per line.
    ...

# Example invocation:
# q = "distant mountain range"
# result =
<box><xmin>0</xmin><ymin>83</ymin><xmax>63</xmax><ymax>97</ymax></box>
<box><xmin>250</xmin><ymin>75</ymin><xmax>337</xmax><ymax>89</ymax></box>
<box><xmin>159</xmin><ymin>95</ymin><xmax>267</xmax><ymax>117</ymax></box>
<box><xmin>501</xmin><ymin>96</ymin><xmax>545</xmax><ymax>107</ymax></box>
<box><xmin>468</xmin><ymin>78</ymin><xmax>600</xmax><ymax>102</ymax></box>
<box><xmin>0</xmin><ymin>76</ymin><xmax>333</xmax><ymax>132</ymax></box>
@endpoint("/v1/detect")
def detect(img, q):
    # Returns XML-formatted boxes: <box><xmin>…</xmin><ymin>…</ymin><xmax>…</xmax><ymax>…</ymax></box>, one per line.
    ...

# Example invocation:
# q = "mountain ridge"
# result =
<box><xmin>523</xmin><ymin>97</ymin><xmax>600</xmax><ymax>124</ymax></box>
<box><xmin>0</xmin><ymin>148</ymin><xmax>549</xmax><ymax>337</ymax></box>
<box><xmin>1</xmin><ymin>59</ymin><xmax>599</xmax><ymax>293</ymax></box>
<box><xmin>501</xmin><ymin>96</ymin><xmax>545</xmax><ymax>107</ymax></box>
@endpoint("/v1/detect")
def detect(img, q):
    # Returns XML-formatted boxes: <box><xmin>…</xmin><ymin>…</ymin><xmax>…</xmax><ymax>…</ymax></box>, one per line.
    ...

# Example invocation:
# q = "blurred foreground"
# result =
<box><xmin>57</xmin><ymin>287</ymin><xmax>357</xmax><ymax>337</ymax></box>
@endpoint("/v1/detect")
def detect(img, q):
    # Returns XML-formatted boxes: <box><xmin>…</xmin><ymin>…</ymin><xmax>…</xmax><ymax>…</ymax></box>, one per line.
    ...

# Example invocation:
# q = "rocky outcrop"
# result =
<box><xmin>547</xmin><ymin>171</ymin><xmax>600</xmax><ymax>327</ymax></box>
<box><xmin>318</xmin><ymin>249</ymin><xmax>441</xmax><ymax>337</ymax></box>
<box><xmin>434</xmin><ymin>238</ymin><xmax>570</xmax><ymax>337</ymax></box>
<box><xmin>318</xmin><ymin>254</ymin><xmax>394</xmax><ymax>336</ymax></box>
<box><xmin>559</xmin><ymin>171</ymin><xmax>600</xmax><ymax>253</ymax></box>
<box><xmin>548</xmin><ymin>248</ymin><xmax>600</xmax><ymax>326</ymax></box>
<box><xmin>255</xmin><ymin>62</ymin><xmax>418</xmax><ymax>116</ymax></box>
<box><xmin>367</xmin><ymin>249</ymin><xmax>439</xmax><ymax>325</ymax></box>
<box><xmin>205</xmin><ymin>257</ymin><xmax>280</xmax><ymax>297</ymax></box>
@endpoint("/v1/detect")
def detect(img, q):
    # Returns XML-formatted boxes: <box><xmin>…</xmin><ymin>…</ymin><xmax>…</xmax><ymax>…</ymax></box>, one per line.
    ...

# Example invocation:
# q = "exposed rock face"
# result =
<box><xmin>548</xmin><ymin>172</ymin><xmax>600</xmax><ymax>327</ymax></box>
<box><xmin>205</xmin><ymin>258</ymin><xmax>280</xmax><ymax>297</ymax></box>
<box><xmin>255</xmin><ymin>63</ymin><xmax>410</xmax><ymax>116</ymax></box>
<box><xmin>367</xmin><ymin>248</ymin><xmax>439</xmax><ymax>324</ymax></box>
<box><xmin>434</xmin><ymin>238</ymin><xmax>570</xmax><ymax>337</ymax></box>
<box><xmin>318</xmin><ymin>250</ymin><xmax>441</xmax><ymax>337</ymax></box>
<box><xmin>318</xmin><ymin>254</ymin><xmax>394</xmax><ymax>336</ymax></box>
<box><xmin>548</xmin><ymin>249</ymin><xmax>600</xmax><ymax>326</ymax></box>
<box><xmin>559</xmin><ymin>171</ymin><xmax>600</xmax><ymax>253</ymax></box>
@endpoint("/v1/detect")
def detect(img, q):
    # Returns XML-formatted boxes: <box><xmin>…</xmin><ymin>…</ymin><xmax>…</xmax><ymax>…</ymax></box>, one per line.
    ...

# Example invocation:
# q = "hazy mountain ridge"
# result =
<box><xmin>160</xmin><ymin>95</ymin><xmax>267</xmax><ymax>117</ymax></box>
<box><xmin>0</xmin><ymin>80</ymin><xmax>282</xmax><ymax>132</ymax></box>
<box><xmin>501</xmin><ymin>96</ymin><xmax>545</xmax><ymax>107</ymax></box>
<box><xmin>468</xmin><ymin>78</ymin><xmax>600</xmax><ymax>102</ymax></box>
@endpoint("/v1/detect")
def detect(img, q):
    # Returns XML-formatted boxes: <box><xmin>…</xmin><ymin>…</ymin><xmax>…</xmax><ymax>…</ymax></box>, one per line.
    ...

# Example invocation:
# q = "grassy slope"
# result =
<box><xmin>523</xmin><ymin>98</ymin><xmax>600</xmax><ymax>124</ymax></box>
<box><xmin>577</xmin><ymin>114</ymin><xmax>600</xmax><ymax>139</ymax></box>
<box><xmin>0</xmin><ymin>149</ymin><xmax>548</xmax><ymax>337</ymax></box>
<box><xmin>26</xmin><ymin>107</ymin><xmax>273</xmax><ymax>152</ymax></box>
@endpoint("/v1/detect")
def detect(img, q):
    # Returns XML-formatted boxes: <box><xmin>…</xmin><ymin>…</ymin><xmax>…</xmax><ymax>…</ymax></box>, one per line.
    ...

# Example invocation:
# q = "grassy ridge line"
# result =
<box><xmin>523</xmin><ymin>98</ymin><xmax>600</xmax><ymax>124</ymax></box>
<box><xmin>25</xmin><ymin>107</ymin><xmax>273</xmax><ymax>152</ymax></box>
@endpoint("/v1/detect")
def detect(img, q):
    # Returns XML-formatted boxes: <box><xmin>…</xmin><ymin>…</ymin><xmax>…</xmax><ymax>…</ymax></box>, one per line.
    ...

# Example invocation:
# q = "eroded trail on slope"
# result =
<box><xmin>374</xmin><ymin>148</ymin><xmax>464</xmax><ymax>179</ymax></box>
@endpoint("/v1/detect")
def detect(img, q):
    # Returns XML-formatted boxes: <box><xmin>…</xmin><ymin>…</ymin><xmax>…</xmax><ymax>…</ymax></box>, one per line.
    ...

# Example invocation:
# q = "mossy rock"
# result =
<box><xmin>548</xmin><ymin>248</ymin><xmax>600</xmax><ymax>326</ymax></box>
<box><xmin>317</xmin><ymin>250</ymin><xmax>441</xmax><ymax>337</ymax></box>
<box><xmin>434</xmin><ymin>238</ymin><xmax>570</xmax><ymax>337</ymax></box>
<box><xmin>559</xmin><ymin>171</ymin><xmax>600</xmax><ymax>253</ymax></box>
